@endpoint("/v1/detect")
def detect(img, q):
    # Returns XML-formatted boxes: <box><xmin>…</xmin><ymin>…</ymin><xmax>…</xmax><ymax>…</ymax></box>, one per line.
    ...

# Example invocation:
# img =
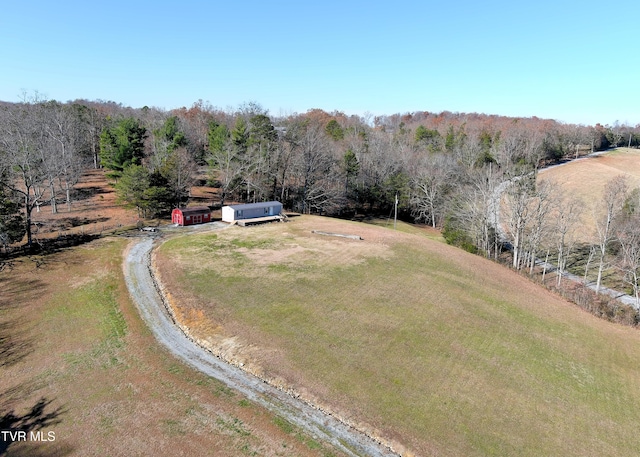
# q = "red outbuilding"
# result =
<box><xmin>171</xmin><ymin>206</ymin><xmax>211</xmax><ymax>226</ymax></box>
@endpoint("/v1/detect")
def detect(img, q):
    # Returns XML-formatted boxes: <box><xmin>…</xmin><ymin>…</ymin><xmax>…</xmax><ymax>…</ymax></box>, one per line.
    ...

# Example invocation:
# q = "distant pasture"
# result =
<box><xmin>539</xmin><ymin>148</ymin><xmax>640</xmax><ymax>243</ymax></box>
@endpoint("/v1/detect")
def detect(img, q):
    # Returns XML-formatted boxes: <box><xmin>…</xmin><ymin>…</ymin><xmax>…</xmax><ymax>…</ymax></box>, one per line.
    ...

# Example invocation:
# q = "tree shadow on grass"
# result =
<box><xmin>0</xmin><ymin>276</ymin><xmax>45</xmax><ymax>311</ymax></box>
<box><xmin>72</xmin><ymin>185</ymin><xmax>111</xmax><ymax>201</ymax></box>
<box><xmin>0</xmin><ymin>379</ymin><xmax>49</xmax><ymax>410</ymax></box>
<box><xmin>0</xmin><ymin>319</ymin><xmax>33</xmax><ymax>369</ymax></box>
<box><xmin>0</xmin><ymin>276</ymin><xmax>41</xmax><ymax>369</ymax></box>
<box><xmin>0</xmin><ymin>233</ymin><xmax>103</xmax><ymax>264</ymax></box>
<box><xmin>49</xmin><ymin>216</ymin><xmax>111</xmax><ymax>230</ymax></box>
<box><xmin>0</xmin><ymin>397</ymin><xmax>67</xmax><ymax>456</ymax></box>
<box><xmin>2</xmin><ymin>441</ymin><xmax>74</xmax><ymax>457</ymax></box>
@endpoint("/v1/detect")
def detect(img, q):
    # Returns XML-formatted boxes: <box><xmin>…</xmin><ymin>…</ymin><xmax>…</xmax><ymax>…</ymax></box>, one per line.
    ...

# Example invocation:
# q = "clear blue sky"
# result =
<box><xmin>1</xmin><ymin>1</ymin><xmax>638</xmax><ymax>126</ymax></box>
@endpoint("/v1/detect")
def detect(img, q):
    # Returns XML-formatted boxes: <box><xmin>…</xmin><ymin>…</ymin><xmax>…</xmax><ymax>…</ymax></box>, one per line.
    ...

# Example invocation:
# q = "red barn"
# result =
<box><xmin>171</xmin><ymin>206</ymin><xmax>211</xmax><ymax>226</ymax></box>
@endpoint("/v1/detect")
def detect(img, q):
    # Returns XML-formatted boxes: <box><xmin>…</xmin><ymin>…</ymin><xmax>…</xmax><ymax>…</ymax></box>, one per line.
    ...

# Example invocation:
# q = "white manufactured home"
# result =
<box><xmin>221</xmin><ymin>201</ymin><xmax>283</xmax><ymax>224</ymax></box>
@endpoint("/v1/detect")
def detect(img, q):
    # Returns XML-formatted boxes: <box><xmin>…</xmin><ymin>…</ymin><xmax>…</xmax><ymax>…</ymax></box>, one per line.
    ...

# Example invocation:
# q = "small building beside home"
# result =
<box><xmin>171</xmin><ymin>206</ymin><xmax>211</xmax><ymax>226</ymax></box>
<box><xmin>221</xmin><ymin>201</ymin><xmax>283</xmax><ymax>224</ymax></box>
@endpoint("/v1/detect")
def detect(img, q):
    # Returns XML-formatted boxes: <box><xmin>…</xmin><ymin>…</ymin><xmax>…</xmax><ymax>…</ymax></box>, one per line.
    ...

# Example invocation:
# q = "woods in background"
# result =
<box><xmin>2</xmin><ymin>96</ymin><xmax>640</xmax><ymax>290</ymax></box>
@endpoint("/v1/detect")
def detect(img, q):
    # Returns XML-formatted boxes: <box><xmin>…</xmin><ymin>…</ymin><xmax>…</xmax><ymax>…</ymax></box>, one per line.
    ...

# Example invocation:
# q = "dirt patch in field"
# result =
<box><xmin>244</xmin><ymin>224</ymin><xmax>393</xmax><ymax>269</ymax></box>
<box><xmin>163</xmin><ymin>218</ymin><xmax>396</xmax><ymax>285</ymax></box>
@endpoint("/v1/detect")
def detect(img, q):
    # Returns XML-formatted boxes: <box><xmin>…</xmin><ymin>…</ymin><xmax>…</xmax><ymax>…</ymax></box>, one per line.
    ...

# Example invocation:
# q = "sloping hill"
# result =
<box><xmin>156</xmin><ymin>215</ymin><xmax>640</xmax><ymax>456</ymax></box>
<box><xmin>539</xmin><ymin>147</ymin><xmax>640</xmax><ymax>243</ymax></box>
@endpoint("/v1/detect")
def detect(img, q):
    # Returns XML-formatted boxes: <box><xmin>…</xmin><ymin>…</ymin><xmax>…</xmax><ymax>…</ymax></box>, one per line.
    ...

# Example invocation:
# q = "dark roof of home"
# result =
<box><xmin>225</xmin><ymin>201</ymin><xmax>282</xmax><ymax>210</ymax></box>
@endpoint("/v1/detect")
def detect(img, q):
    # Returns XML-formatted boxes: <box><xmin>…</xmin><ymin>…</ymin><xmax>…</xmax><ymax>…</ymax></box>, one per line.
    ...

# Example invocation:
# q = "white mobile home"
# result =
<box><xmin>221</xmin><ymin>201</ymin><xmax>283</xmax><ymax>224</ymax></box>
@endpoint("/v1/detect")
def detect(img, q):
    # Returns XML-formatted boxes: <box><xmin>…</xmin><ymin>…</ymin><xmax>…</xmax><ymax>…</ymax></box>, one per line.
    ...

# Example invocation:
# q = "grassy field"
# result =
<box><xmin>156</xmin><ymin>215</ymin><xmax>640</xmax><ymax>456</ymax></box>
<box><xmin>361</xmin><ymin>218</ymin><xmax>444</xmax><ymax>242</ymax></box>
<box><xmin>0</xmin><ymin>236</ymin><xmax>345</xmax><ymax>457</ymax></box>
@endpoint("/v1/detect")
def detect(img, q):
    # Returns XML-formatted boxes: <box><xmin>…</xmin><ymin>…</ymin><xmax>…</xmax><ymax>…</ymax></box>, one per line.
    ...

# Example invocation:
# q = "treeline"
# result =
<box><xmin>1</xmin><ymin>95</ymin><xmax>640</xmax><ymax>255</ymax></box>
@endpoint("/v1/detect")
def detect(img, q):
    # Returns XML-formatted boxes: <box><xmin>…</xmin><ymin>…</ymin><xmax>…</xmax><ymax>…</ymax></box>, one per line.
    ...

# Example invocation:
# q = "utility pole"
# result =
<box><xmin>394</xmin><ymin>193</ymin><xmax>398</xmax><ymax>230</ymax></box>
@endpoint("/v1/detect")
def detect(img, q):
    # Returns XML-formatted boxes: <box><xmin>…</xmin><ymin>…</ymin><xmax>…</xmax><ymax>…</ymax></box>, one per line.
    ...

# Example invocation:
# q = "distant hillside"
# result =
<box><xmin>539</xmin><ymin>148</ymin><xmax>640</xmax><ymax>244</ymax></box>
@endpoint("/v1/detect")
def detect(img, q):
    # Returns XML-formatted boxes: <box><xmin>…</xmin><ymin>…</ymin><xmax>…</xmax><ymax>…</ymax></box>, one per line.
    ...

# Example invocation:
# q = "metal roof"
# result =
<box><xmin>225</xmin><ymin>201</ymin><xmax>282</xmax><ymax>210</ymax></box>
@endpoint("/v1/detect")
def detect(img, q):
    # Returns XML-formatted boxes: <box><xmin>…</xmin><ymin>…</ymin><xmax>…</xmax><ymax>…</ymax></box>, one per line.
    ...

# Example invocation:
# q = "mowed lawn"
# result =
<box><xmin>157</xmin><ymin>215</ymin><xmax>640</xmax><ymax>457</ymax></box>
<box><xmin>539</xmin><ymin>147</ymin><xmax>640</xmax><ymax>243</ymax></box>
<box><xmin>0</xmin><ymin>237</ymin><xmax>346</xmax><ymax>457</ymax></box>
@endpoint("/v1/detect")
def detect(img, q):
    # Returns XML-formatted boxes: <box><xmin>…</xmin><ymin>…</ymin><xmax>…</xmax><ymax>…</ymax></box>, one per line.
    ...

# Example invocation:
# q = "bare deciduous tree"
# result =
<box><xmin>523</xmin><ymin>179</ymin><xmax>555</xmax><ymax>275</ymax></box>
<box><xmin>410</xmin><ymin>153</ymin><xmax>456</xmax><ymax>228</ymax></box>
<box><xmin>504</xmin><ymin>174</ymin><xmax>536</xmax><ymax>269</ymax></box>
<box><xmin>288</xmin><ymin>120</ymin><xmax>339</xmax><ymax>214</ymax></box>
<box><xmin>270</xmin><ymin>134</ymin><xmax>295</xmax><ymax>203</ymax></box>
<box><xmin>594</xmin><ymin>175</ymin><xmax>628</xmax><ymax>293</ymax></box>
<box><xmin>44</xmin><ymin>102</ymin><xmax>87</xmax><ymax>212</ymax></box>
<box><xmin>207</xmin><ymin>133</ymin><xmax>244</xmax><ymax>207</ymax></box>
<box><xmin>548</xmin><ymin>187</ymin><xmax>583</xmax><ymax>287</ymax></box>
<box><xmin>0</xmin><ymin>98</ymin><xmax>48</xmax><ymax>246</ymax></box>
<box><xmin>617</xmin><ymin>214</ymin><xmax>640</xmax><ymax>307</ymax></box>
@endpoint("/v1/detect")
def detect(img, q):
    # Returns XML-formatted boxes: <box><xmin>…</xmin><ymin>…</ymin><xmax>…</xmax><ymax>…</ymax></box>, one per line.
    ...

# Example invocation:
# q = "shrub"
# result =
<box><xmin>442</xmin><ymin>216</ymin><xmax>478</xmax><ymax>254</ymax></box>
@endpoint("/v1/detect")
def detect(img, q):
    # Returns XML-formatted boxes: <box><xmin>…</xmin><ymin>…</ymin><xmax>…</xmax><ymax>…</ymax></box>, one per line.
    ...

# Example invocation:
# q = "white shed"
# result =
<box><xmin>221</xmin><ymin>201</ymin><xmax>283</xmax><ymax>223</ymax></box>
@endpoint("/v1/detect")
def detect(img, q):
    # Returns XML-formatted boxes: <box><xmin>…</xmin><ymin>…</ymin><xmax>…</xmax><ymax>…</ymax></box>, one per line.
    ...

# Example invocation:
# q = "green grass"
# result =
<box><xmin>216</xmin><ymin>417</ymin><xmax>251</xmax><ymax>437</ymax></box>
<box><xmin>46</xmin><ymin>275</ymin><xmax>127</xmax><ymax>370</ymax></box>
<box><xmin>364</xmin><ymin>217</ymin><xmax>445</xmax><ymax>241</ymax></box>
<box><xmin>273</xmin><ymin>416</ymin><xmax>295</xmax><ymax>434</ymax></box>
<box><xmin>159</xmin><ymin>217</ymin><xmax>640</xmax><ymax>456</ymax></box>
<box><xmin>163</xmin><ymin>418</ymin><xmax>187</xmax><ymax>436</ymax></box>
<box><xmin>273</xmin><ymin>415</ymin><xmax>337</xmax><ymax>457</ymax></box>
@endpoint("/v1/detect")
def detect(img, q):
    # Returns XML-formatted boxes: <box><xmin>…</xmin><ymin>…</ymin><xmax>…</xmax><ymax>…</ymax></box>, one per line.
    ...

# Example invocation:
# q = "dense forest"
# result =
<box><xmin>2</xmin><ymin>95</ymin><xmax>640</xmax><ymax>310</ymax></box>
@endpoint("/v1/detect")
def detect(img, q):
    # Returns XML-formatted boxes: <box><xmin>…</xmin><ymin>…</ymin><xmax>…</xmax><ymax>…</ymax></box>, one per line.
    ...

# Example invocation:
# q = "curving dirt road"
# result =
<box><xmin>123</xmin><ymin>223</ymin><xmax>400</xmax><ymax>457</ymax></box>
